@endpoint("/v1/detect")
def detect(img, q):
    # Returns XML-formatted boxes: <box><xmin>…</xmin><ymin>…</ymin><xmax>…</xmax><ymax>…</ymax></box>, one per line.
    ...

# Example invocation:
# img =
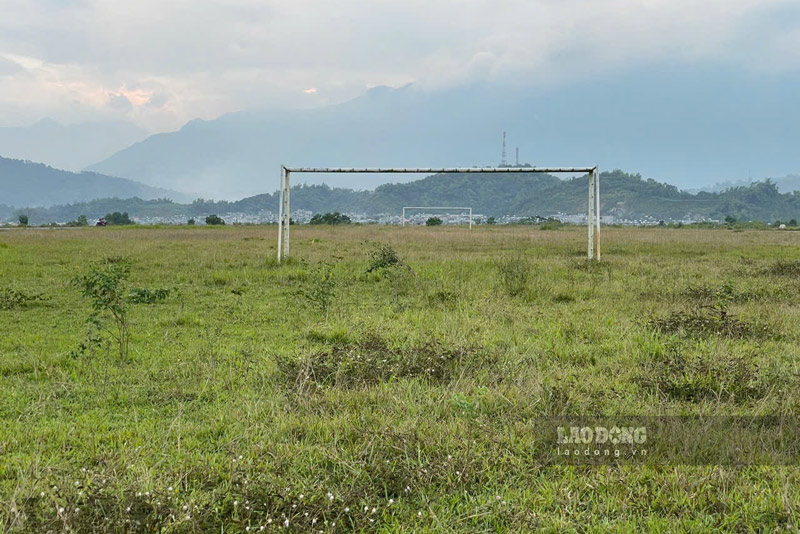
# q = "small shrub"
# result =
<box><xmin>425</xmin><ymin>216</ymin><xmax>443</xmax><ymax>226</ymax></box>
<box><xmin>205</xmin><ymin>214</ymin><xmax>225</xmax><ymax>225</ymax></box>
<box><xmin>74</xmin><ymin>257</ymin><xmax>132</xmax><ymax>359</ymax></box>
<box><xmin>0</xmin><ymin>287</ymin><xmax>46</xmax><ymax>310</ymax></box>
<box><xmin>366</xmin><ymin>243</ymin><xmax>406</xmax><ymax>273</ymax></box>
<box><xmin>128</xmin><ymin>287</ymin><xmax>171</xmax><ymax>304</ymax></box>
<box><xmin>494</xmin><ymin>256</ymin><xmax>530</xmax><ymax>297</ymax></box>
<box><xmin>296</xmin><ymin>261</ymin><xmax>337</xmax><ymax>314</ymax></box>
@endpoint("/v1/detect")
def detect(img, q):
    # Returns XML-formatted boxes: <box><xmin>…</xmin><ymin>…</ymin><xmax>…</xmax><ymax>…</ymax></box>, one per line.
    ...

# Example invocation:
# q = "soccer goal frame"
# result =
<box><xmin>402</xmin><ymin>207</ymin><xmax>473</xmax><ymax>229</ymax></box>
<box><xmin>276</xmin><ymin>166</ymin><xmax>600</xmax><ymax>261</ymax></box>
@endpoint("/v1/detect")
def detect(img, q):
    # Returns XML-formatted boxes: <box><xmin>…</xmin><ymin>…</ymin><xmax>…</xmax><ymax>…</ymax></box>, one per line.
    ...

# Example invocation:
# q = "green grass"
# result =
<box><xmin>1</xmin><ymin>225</ymin><xmax>799</xmax><ymax>532</ymax></box>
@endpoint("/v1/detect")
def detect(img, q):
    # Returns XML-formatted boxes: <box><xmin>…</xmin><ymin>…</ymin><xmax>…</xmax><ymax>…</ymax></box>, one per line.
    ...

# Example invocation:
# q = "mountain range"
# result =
<box><xmin>0</xmin><ymin>118</ymin><xmax>148</xmax><ymax>172</ymax></box>
<box><xmin>0</xmin><ymin>156</ymin><xmax>188</xmax><ymax>210</ymax></box>
<box><xmin>86</xmin><ymin>65</ymin><xmax>800</xmax><ymax>199</ymax></box>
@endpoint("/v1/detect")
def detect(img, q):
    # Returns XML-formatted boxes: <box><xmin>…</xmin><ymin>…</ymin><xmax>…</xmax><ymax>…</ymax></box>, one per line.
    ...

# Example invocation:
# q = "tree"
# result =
<box><xmin>67</xmin><ymin>215</ymin><xmax>88</xmax><ymax>227</ymax></box>
<box><xmin>309</xmin><ymin>212</ymin><xmax>351</xmax><ymax>225</ymax></box>
<box><xmin>104</xmin><ymin>212</ymin><xmax>134</xmax><ymax>225</ymax></box>
<box><xmin>187</xmin><ymin>218</ymin><xmax>196</xmax><ymax>225</ymax></box>
<box><xmin>486</xmin><ymin>216</ymin><xmax>497</xmax><ymax>225</ymax></box>
<box><xmin>18</xmin><ymin>214</ymin><xmax>28</xmax><ymax>226</ymax></box>
<box><xmin>205</xmin><ymin>214</ymin><xmax>225</xmax><ymax>225</ymax></box>
<box><xmin>790</xmin><ymin>219</ymin><xmax>798</xmax><ymax>227</ymax></box>
<box><xmin>724</xmin><ymin>215</ymin><xmax>737</xmax><ymax>224</ymax></box>
<box><xmin>426</xmin><ymin>216</ymin><xmax>443</xmax><ymax>226</ymax></box>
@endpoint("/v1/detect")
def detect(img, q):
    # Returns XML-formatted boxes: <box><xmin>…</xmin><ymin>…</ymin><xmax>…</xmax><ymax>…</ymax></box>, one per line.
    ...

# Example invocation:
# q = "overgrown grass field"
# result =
<box><xmin>1</xmin><ymin>225</ymin><xmax>799</xmax><ymax>532</ymax></box>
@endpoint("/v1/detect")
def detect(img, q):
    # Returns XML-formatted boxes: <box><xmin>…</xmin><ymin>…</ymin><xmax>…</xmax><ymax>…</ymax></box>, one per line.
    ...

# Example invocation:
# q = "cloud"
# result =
<box><xmin>0</xmin><ymin>0</ymin><xmax>798</xmax><ymax>130</ymax></box>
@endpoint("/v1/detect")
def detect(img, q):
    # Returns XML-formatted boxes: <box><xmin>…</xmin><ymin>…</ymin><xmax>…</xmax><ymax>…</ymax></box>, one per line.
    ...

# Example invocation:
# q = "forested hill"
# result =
<box><xmin>0</xmin><ymin>156</ymin><xmax>188</xmax><ymax>208</ymax></box>
<box><xmin>223</xmin><ymin>170</ymin><xmax>800</xmax><ymax>221</ymax></box>
<box><xmin>9</xmin><ymin>170</ymin><xmax>800</xmax><ymax>223</ymax></box>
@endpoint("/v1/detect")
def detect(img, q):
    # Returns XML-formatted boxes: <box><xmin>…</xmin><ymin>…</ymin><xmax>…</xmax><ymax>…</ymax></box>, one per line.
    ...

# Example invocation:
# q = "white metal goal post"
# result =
<box><xmin>402</xmin><ymin>207</ymin><xmax>473</xmax><ymax>229</ymax></box>
<box><xmin>276</xmin><ymin>166</ymin><xmax>600</xmax><ymax>261</ymax></box>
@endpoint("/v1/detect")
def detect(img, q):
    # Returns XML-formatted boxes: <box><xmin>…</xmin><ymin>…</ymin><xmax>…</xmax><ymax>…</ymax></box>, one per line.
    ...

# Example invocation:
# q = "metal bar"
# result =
<box><xmin>276</xmin><ymin>166</ymin><xmax>285</xmax><ymax>262</ymax></box>
<box><xmin>402</xmin><ymin>207</ymin><xmax>473</xmax><ymax>210</ymax></box>
<box><xmin>594</xmin><ymin>168</ymin><xmax>601</xmax><ymax>260</ymax></box>
<box><xmin>284</xmin><ymin>167</ymin><xmax>596</xmax><ymax>174</ymax></box>
<box><xmin>283</xmin><ymin>170</ymin><xmax>291</xmax><ymax>258</ymax></box>
<box><xmin>588</xmin><ymin>171</ymin><xmax>596</xmax><ymax>260</ymax></box>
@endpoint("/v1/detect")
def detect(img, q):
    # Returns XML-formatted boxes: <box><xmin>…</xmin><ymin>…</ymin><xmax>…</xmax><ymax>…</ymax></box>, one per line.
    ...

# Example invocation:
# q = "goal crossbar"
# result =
<box><xmin>276</xmin><ymin>166</ymin><xmax>600</xmax><ymax>261</ymax></box>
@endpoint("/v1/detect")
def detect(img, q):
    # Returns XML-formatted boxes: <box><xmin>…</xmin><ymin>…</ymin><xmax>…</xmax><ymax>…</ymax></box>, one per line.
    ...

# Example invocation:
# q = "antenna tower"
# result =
<box><xmin>501</xmin><ymin>132</ymin><xmax>507</xmax><ymax>166</ymax></box>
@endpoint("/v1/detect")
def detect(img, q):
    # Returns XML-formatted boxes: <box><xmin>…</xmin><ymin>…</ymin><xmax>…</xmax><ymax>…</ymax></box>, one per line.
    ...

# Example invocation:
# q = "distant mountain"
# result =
<box><xmin>0</xmin><ymin>118</ymin><xmax>148</xmax><ymax>172</ymax></box>
<box><xmin>17</xmin><ymin>170</ymin><xmax>800</xmax><ymax>225</ymax></box>
<box><xmin>87</xmin><ymin>66</ymin><xmax>800</xmax><ymax>199</ymax></box>
<box><xmin>0</xmin><ymin>156</ymin><xmax>189</xmax><ymax>209</ymax></box>
<box><xmin>690</xmin><ymin>174</ymin><xmax>800</xmax><ymax>194</ymax></box>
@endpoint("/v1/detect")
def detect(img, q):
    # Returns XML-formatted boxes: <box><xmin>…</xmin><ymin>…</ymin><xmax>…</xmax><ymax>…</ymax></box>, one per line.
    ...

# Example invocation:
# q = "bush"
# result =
<box><xmin>205</xmin><ymin>214</ymin><xmax>225</xmax><ymax>225</ymax></box>
<box><xmin>309</xmin><ymin>212</ymin><xmax>351</xmax><ymax>225</ymax></box>
<box><xmin>425</xmin><ymin>217</ymin><xmax>443</xmax><ymax>226</ymax></box>
<box><xmin>366</xmin><ymin>243</ymin><xmax>406</xmax><ymax>273</ymax></box>
<box><xmin>296</xmin><ymin>262</ymin><xmax>337</xmax><ymax>314</ymax></box>
<box><xmin>539</xmin><ymin>218</ymin><xmax>564</xmax><ymax>230</ymax></box>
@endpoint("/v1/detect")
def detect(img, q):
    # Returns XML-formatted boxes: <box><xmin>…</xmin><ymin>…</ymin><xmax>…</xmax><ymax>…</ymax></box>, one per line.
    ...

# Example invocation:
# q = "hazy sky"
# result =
<box><xmin>1</xmin><ymin>0</ymin><xmax>798</xmax><ymax>132</ymax></box>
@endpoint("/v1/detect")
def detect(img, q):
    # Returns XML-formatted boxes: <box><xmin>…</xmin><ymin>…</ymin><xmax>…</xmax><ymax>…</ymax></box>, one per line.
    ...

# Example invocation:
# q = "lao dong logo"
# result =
<box><xmin>556</xmin><ymin>425</ymin><xmax>647</xmax><ymax>459</ymax></box>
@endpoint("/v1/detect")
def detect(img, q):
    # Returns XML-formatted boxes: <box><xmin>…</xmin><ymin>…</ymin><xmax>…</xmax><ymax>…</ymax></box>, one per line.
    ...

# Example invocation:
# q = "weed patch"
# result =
<box><xmin>494</xmin><ymin>256</ymin><xmax>530</xmax><ymax>297</ymax></box>
<box><xmin>279</xmin><ymin>335</ymin><xmax>485</xmax><ymax>391</ymax></box>
<box><xmin>647</xmin><ymin>304</ymin><xmax>775</xmax><ymax>340</ymax></box>
<box><xmin>762</xmin><ymin>259</ymin><xmax>800</xmax><ymax>277</ymax></box>
<box><xmin>641</xmin><ymin>345</ymin><xmax>779</xmax><ymax>402</ymax></box>
<box><xmin>0</xmin><ymin>286</ymin><xmax>47</xmax><ymax>310</ymax></box>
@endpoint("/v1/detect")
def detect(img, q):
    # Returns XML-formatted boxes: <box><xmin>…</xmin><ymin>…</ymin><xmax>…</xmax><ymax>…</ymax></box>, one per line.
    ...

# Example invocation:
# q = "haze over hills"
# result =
<box><xmin>87</xmin><ymin>66</ymin><xmax>800</xmax><ymax>199</ymax></box>
<box><xmin>687</xmin><ymin>174</ymin><xmax>800</xmax><ymax>194</ymax></box>
<box><xmin>0</xmin><ymin>156</ymin><xmax>188</xmax><ymax>209</ymax></box>
<box><xmin>0</xmin><ymin>118</ymin><xmax>149</xmax><ymax>172</ymax></box>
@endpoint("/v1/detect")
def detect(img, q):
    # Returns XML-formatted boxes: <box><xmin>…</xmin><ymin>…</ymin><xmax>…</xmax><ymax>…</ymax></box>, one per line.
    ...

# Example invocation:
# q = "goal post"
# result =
<box><xmin>402</xmin><ymin>206</ymin><xmax>473</xmax><ymax>229</ymax></box>
<box><xmin>276</xmin><ymin>166</ymin><xmax>600</xmax><ymax>262</ymax></box>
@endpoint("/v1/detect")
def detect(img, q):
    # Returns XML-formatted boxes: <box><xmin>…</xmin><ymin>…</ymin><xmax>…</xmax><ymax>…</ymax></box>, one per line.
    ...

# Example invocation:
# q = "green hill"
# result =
<box><xmin>9</xmin><ymin>170</ymin><xmax>800</xmax><ymax>224</ymax></box>
<box><xmin>0</xmin><ymin>156</ymin><xmax>188</xmax><ymax>209</ymax></box>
